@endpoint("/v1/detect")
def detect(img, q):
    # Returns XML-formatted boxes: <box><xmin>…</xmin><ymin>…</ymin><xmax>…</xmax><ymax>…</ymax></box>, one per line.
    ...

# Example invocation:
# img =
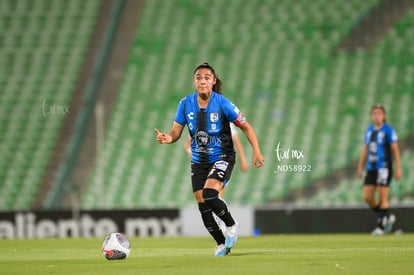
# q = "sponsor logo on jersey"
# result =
<box><xmin>196</xmin><ymin>131</ymin><xmax>209</xmax><ymax>146</ymax></box>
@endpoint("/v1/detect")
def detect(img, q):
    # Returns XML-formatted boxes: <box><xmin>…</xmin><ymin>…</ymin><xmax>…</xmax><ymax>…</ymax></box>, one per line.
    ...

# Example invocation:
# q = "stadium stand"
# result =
<box><xmin>0</xmin><ymin>0</ymin><xmax>100</xmax><ymax>210</ymax></box>
<box><xmin>81</xmin><ymin>0</ymin><xmax>413</xmax><ymax>209</ymax></box>
<box><xmin>3</xmin><ymin>0</ymin><xmax>411</xmax><ymax>210</ymax></box>
<box><xmin>296</xmin><ymin>150</ymin><xmax>414</xmax><ymax>207</ymax></box>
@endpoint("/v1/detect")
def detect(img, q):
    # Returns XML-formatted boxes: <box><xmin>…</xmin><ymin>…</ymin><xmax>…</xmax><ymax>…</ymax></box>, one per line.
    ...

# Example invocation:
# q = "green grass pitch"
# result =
<box><xmin>1</xmin><ymin>234</ymin><xmax>413</xmax><ymax>274</ymax></box>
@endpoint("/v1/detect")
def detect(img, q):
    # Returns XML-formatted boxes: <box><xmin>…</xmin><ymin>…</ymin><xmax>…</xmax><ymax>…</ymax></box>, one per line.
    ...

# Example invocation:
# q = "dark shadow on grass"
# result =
<box><xmin>227</xmin><ymin>251</ymin><xmax>274</xmax><ymax>257</ymax></box>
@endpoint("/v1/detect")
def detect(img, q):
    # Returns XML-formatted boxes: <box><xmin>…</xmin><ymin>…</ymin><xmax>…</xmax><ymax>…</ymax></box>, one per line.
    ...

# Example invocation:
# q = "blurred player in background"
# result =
<box><xmin>357</xmin><ymin>103</ymin><xmax>402</xmax><ymax>235</ymax></box>
<box><xmin>155</xmin><ymin>62</ymin><xmax>264</xmax><ymax>256</ymax></box>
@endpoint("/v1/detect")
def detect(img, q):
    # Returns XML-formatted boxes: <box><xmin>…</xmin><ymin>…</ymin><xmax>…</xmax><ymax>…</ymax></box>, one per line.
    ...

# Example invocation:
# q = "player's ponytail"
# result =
<box><xmin>193</xmin><ymin>62</ymin><xmax>223</xmax><ymax>94</ymax></box>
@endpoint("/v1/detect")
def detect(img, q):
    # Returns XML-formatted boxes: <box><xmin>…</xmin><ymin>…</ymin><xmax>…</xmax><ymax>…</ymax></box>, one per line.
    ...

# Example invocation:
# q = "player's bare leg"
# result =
<box><xmin>363</xmin><ymin>185</ymin><xmax>378</xmax><ymax>208</ymax></box>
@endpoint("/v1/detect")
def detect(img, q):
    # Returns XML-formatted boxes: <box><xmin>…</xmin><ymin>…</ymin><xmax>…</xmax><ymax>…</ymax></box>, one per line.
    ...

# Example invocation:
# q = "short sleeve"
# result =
<box><xmin>363</xmin><ymin>127</ymin><xmax>371</xmax><ymax>144</ymax></box>
<box><xmin>388</xmin><ymin>126</ymin><xmax>398</xmax><ymax>143</ymax></box>
<box><xmin>174</xmin><ymin>97</ymin><xmax>187</xmax><ymax>126</ymax></box>
<box><xmin>221</xmin><ymin>96</ymin><xmax>247</xmax><ymax>126</ymax></box>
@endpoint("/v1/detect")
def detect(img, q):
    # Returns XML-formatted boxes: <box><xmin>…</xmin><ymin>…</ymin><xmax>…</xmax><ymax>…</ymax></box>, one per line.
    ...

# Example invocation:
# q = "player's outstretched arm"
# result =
<box><xmin>238</xmin><ymin>122</ymin><xmax>264</xmax><ymax>168</ymax></box>
<box><xmin>154</xmin><ymin>122</ymin><xmax>184</xmax><ymax>144</ymax></box>
<box><xmin>232</xmin><ymin>134</ymin><xmax>248</xmax><ymax>172</ymax></box>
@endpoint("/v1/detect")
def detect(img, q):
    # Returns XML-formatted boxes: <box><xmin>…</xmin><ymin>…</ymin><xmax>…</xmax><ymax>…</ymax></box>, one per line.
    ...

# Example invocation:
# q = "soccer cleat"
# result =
<box><xmin>225</xmin><ymin>221</ymin><xmax>239</xmax><ymax>249</ymax></box>
<box><xmin>214</xmin><ymin>244</ymin><xmax>230</xmax><ymax>256</ymax></box>
<box><xmin>371</xmin><ymin>227</ymin><xmax>384</xmax><ymax>236</ymax></box>
<box><xmin>383</xmin><ymin>214</ymin><xmax>396</xmax><ymax>234</ymax></box>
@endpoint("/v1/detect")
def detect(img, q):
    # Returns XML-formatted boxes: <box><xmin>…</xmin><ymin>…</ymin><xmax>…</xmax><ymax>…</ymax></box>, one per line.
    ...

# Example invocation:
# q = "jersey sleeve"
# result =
<box><xmin>174</xmin><ymin>97</ymin><xmax>187</xmax><ymax>126</ymax></box>
<box><xmin>221</xmin><ymin>96</ymin><xmax>247</xmax><ymax>127</ymax></box>
<box><xmin>388</xmin><ymin>126</ymin><xmax>398</xmax><ymax>143</ymax></box>
<box><xmin>363</xmin><ymin>126</ymin><xmax>372</xmax><ymax>144</ymax></box>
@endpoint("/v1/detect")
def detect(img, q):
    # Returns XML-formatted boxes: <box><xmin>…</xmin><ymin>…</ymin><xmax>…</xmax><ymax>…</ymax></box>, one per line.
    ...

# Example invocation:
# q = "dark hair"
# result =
<box><xmin>193</xmin><ymin>62</ymin><xmax>223</xmax><ymax>94</ymax></box>
<box><xmin>370</xmin><ymin>103</ymin><xmax>386</xmax><ymax>122</ymax></box>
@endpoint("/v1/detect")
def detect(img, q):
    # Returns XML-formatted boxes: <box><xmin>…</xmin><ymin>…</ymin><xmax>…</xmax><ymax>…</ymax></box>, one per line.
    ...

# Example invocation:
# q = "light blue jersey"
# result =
<box><xmin>364</xmin><ymin>123</ymin><xmax>398</xmax><ymax>171</ymax></box>
<box><xmin>174</xmin><ymin>92</ymin><xmax>246</xmax><ymax>164</ymax></box>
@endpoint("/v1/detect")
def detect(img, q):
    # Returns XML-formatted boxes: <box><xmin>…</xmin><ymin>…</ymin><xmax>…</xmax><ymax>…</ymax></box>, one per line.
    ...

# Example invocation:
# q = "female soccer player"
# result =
<box><xmin>154</xmin><ymin>63</ymin><xmax>264</xmax><ymax>256</ymax></box>
<box><xmin>184</xmin><ymin>123</ymin><xmax>249</xmax><ymax>233</ymax></box>
<box><xmin>357</xmin><ymin>103</ymin><xmax>402</xmax><ymax>235</ymax></box>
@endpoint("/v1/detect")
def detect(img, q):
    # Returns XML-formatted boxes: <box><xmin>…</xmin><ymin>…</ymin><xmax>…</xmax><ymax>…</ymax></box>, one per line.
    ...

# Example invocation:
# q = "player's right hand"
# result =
<box><xmin>154</xmin><ymin>128</ymin><xmax>172</xmax><ymax>144</ymax></box>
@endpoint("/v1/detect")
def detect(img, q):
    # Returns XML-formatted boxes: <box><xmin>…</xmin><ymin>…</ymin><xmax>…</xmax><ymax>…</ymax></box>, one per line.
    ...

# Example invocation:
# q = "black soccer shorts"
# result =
<box><xmin>364</xmin><ymin>168</ymin><xmax>393</xmax><ymax>187</ymax></box>
<box><xmin>191</xmin><ymin>159</ymin><xmax>235</xmax><ymax>193</ymax></box>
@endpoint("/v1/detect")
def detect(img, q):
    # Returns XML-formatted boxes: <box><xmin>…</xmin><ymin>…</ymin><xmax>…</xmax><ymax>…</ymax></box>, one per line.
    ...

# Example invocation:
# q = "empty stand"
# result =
<box><xmin>0</xmin><ymin>0</ymin><xmax>99</xmax><ymax>210</ymax></box>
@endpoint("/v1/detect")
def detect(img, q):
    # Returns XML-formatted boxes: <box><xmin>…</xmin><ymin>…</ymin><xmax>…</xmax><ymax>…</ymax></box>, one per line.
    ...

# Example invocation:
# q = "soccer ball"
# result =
<box><xmin>101</xmin><ymin>232</ymin><xmax>131</xmax><ymax>260</ymax></box>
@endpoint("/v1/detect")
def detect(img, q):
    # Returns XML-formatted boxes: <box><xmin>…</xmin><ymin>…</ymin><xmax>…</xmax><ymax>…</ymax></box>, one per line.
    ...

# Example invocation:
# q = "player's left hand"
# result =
<box><xmin>395</xmin><ymin>168</ymin><xmax>402</xmax><ymax>180</ymax></box>
<box><xmin>252</xmin><ymin>152</ymin><xmax>264</xmax><ymax>168</ymax></box>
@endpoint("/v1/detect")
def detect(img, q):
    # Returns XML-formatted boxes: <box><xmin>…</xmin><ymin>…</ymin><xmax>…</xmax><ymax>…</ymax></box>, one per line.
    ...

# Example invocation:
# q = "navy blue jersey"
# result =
<box><xmin>364</xmin><ymin>123</ymin><xmax>398</xmax><ymax>171</ymax></box>
<box><xmin>174</xmin><ymin>92</ymin><xmax>246</xmax><ymax>164</ymax></box>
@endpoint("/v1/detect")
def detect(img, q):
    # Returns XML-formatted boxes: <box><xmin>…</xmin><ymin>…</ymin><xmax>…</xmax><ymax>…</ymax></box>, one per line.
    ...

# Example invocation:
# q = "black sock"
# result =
<box><xmin>198</xmin><ymin>203</ymin><xmax>225</xmax><ymax>245</ymax></box>
<box><xmin>202</xmin><ymin>188</ymin><xmax>235</xmax><ymax>227</ymax></box>
<box><xmin>377</xmin><ymin>208</ymin><xmax>390</xmax><ymax>229</ymax></box>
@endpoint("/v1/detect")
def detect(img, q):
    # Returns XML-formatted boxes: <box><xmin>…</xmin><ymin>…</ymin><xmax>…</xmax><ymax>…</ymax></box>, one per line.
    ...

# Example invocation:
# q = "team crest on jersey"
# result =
<box><xmin>210</xmin><ymin>112</ymin><xmax>219</xmax><ymax>122</ymax></box>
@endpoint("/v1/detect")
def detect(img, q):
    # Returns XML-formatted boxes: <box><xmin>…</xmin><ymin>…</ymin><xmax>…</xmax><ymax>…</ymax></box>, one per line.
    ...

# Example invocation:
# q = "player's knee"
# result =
<box><xmin>202</xmin><ymin>188</ymin><xmax>219</xmax><ymax>201</ymax></box>
<box><xmin>193</xmin><ymin>190</ymin><xmax>204</xmax><ymax>203</ymax></box>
